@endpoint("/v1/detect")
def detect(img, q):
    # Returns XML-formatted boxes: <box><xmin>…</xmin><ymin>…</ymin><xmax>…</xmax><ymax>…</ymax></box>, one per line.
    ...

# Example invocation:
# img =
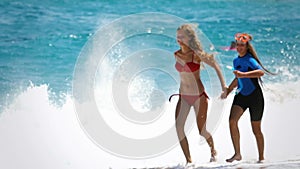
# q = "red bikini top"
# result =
<box><xmin>175</xmin><ymin>50</ymin><xmax>200</xmax><ymax>72</ymax></box>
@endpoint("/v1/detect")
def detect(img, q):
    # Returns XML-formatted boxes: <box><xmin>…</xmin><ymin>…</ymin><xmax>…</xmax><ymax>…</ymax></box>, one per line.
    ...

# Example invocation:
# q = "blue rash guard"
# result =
<box><xmin>233</xmin><ymin>53</ymin><xmax>263</xmax><ymax>96</ymax></box>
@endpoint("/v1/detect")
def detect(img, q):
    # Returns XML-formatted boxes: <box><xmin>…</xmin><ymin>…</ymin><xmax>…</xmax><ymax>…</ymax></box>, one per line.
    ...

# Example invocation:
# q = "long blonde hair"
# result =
<box><xmin>177</xmin><ymin>24</ymin><xmax>214</xmax><ymax>62</ymax></box>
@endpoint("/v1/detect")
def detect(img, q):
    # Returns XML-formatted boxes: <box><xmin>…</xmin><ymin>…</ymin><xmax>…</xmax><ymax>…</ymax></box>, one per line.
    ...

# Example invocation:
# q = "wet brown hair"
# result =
<box><xmin>245</xmin><ymin>34</ymin><xmax>276</xmax><ymax>75</ymax></box>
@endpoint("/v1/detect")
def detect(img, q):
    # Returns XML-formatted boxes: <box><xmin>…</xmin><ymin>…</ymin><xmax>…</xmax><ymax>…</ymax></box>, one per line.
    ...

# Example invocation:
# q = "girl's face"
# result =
<box><xmin>236</xmin><ymin>42</ymin><xmax>248</xmax><ymax>56</ymax></box>
<box><xmin>176</xmin><ymin>30</ymin><xmax>190</xmax><ymax>48</ymax></box>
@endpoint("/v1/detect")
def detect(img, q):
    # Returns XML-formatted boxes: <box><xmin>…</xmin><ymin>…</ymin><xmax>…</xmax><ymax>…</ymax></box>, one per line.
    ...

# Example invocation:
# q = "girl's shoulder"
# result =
<box><xmin>233</xmin><ymin>55</ymin><xmax>240</xmax><ymax>62</ymax></box>
<box><xmin>174</xmin><ymin>49</ymin><xmax>181</xmax><ymax>56</ymax></box>
<box><xmin>191</xmin><ymin>50</ymin><xmax>202</xmax><ymax>63</ymax></box>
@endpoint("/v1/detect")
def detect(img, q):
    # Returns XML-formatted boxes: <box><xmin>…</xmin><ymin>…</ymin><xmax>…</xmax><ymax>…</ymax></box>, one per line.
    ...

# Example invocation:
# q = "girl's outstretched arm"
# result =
<box><xmin>225</xmin><ymin>78</ymin><xmax>238</xmax><ymax>97</ymax></box>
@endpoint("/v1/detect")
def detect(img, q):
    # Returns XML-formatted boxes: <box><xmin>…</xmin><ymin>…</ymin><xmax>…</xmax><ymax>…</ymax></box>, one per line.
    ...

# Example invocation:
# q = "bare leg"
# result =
<box><xmin>226</xmin><ymin>105</ymin><xmax>244</xmax><ymax>163</ymax></box>
<box><xmin>175</xmin><ymin>97</ymin><xmax>192</xmax><ymax>163</ymax></box>
<box><xmin>251</xmin><ymin>121</ymin><xmax>265</xmax><ymax>162</ymax></box>
<box><xmin>194</xmin><ymin>95</ymin><xmax>216</xmax><ymax>162</ymax></box>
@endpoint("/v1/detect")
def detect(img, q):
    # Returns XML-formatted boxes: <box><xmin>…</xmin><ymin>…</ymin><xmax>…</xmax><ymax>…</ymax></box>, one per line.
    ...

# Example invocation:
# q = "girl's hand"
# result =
<box><xmin>233</xmin><ymin>70</ymin><xmax>245</xmax><ymax>78</ymax></box>
<box><xmin>220</xmin><ymin>87</ymin><xmax>228</xmax><ymax>99</ymax></box>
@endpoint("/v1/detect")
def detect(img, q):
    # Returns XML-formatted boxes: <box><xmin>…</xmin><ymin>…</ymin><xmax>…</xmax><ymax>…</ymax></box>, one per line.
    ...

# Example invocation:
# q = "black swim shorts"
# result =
<box><xmin>232</xmin><ymin>88</ymin><xmax>264</xmax><ymax>121</ymax></box>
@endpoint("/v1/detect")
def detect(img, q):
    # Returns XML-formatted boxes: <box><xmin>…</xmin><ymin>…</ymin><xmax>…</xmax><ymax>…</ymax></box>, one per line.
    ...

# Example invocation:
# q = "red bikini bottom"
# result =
<box><xmin>168</xmin><ymin>91</ymin><xmax>209</xmax><ymax>105</ymax></box>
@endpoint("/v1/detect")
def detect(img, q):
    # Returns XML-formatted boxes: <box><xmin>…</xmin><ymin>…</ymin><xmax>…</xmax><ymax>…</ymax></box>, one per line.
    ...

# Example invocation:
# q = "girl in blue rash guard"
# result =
<box><xmin>223</xmin><ymin>33</ymin><xmax>275</xmax><ymax>163</ymax></box>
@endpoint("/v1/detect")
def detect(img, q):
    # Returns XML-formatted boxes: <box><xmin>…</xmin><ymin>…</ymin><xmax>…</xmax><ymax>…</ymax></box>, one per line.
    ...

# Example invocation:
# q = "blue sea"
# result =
<box><xmin>0</xmin><ymin>0</ymin><xmax>300</xmax><ymax>169</ymax></box>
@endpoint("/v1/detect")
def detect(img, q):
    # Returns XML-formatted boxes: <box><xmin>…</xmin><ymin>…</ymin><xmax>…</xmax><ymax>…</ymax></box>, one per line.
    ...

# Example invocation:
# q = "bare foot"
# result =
<box><xmin>257</xmin><ymin>158</ymin><xmax>265</xmax><ymax>163</ymax></box>
<box><xmin>210</xmin><ymin>156</ymin><xmax>216</xmax><ymax>162</ymax></box>
<box><xmin>210</xmin><ymin>149</ymin><xmax>217</xmax><ymax>162</ymax></box>
<box><xmin>226</xmin><ymin>154</ymin><xmax>242</xmax><ymax>163</ymax></box>
<box><xmin>185</xmin><ymin>161</ymin><xmax>195</xmax><ymax>168</ymax></box>
<box><xmin>186</xmin><ymin>158</ymin><xmax>192</xmax><ymax>164</ymax></box>
<box><xmin>184</xmin><ymin>158</ymin><xmax>192</xmax><ymax>167</ymax></box>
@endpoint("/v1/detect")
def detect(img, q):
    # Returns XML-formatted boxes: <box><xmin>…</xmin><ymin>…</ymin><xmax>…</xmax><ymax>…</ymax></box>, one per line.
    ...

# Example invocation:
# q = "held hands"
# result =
<box><xmin>220</xmin><ymin>87</ymin><xmax>228</xmax><ymax>99</ymax></box>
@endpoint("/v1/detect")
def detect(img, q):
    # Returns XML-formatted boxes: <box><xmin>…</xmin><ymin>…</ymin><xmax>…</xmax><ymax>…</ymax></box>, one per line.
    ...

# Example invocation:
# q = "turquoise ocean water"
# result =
<box><xmin>1</xmin><ymin>0</ymin><xmax>299</xmax><ymax>109</ymax></box>
<box><xmin>0</xmin><ymin>0</ymin><xmax>300</xmax><ymax>168</ymax></box>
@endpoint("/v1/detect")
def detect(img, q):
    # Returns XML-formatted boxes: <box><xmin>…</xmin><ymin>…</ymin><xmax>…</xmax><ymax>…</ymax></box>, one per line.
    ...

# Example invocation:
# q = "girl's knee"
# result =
<box><xmin>199</xmin><ymin>129</ymin><xmax>210</xmax><ymax>137</ymax></box>
<box><xmin>252</xmin><ymin>127</ymin><xmax>263</xmax><ymax>136</ymax></box>
<box><xmin>229</xmin><ymin>118</ymin><xmax>238</xmax><ymax>126</ymax></box>
<box><xmin>175</xmin><ymin>122</ymin><xmax>185</xmax><ymax>132</ymax></box>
